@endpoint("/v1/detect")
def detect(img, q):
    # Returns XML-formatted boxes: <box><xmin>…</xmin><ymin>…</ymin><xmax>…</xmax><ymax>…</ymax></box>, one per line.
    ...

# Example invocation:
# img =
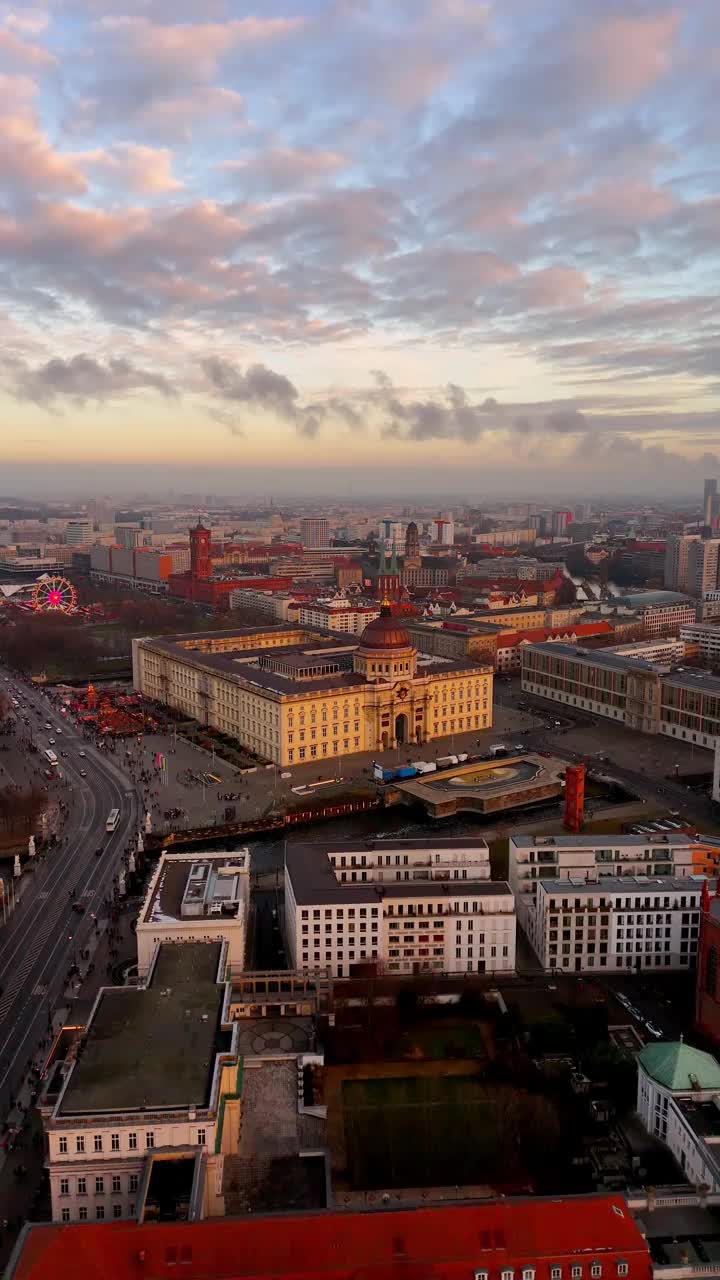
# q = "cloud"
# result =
<box><xmin>1</xmin><ymin>86</ymin><xmax>87</xmax><ymax>197</ymax></box>
<box><xmin>223</xmin><ymin>146</ymin><xmax>346</xmax><ymax>193</ymax></box>
<box><xmin>78</xmin><ymin>143</ymin><xmax>183</xmax><ymax>194</ymax></box>
<box><xmin>8</xmin><ymin>354</ymin><xmax>176</xmax><ymax>406</ymax></box>
<box><xmin>0</xmin><ymin>23</ymin><xmax>54</xmax><ymax>68</ymax></box>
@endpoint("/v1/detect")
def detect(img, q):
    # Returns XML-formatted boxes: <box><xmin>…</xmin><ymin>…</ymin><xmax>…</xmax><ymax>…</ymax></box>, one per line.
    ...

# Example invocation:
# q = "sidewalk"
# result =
<box><xmin>0</xmin><ymin>900</ymin><xmax>137</xmax><ymax>1269</ymax></box>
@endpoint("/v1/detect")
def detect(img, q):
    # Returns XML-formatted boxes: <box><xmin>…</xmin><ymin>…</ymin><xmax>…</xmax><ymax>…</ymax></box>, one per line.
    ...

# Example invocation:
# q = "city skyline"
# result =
<box><xmin>3</xmin><ymin>0</ymin><xmax>720</xmax><ymax>493</ymax></box>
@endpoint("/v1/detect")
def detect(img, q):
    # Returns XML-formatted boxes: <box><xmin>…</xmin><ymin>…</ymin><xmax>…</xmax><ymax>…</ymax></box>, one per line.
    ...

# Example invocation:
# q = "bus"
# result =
<box><xmin>44</xmin><ymin>749</ymin><xmax>58</xmax><ymax>767</ymax></box>
<box><xmin>106</xmin><ymin>808</ymin><xmax>120</xmax><ymax>833</ymax></box>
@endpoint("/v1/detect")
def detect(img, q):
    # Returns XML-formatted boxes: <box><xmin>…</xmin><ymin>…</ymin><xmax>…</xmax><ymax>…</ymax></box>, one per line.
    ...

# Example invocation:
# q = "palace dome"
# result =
<box><xmin>359</xmin><ymin>604</ymin><xmax>412</xmax><ymax>651</ymax></box>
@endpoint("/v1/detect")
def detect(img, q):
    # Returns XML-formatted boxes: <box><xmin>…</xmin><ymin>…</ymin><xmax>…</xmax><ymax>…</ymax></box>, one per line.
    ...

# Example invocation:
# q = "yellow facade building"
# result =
<box><xmin>132</xmin><ymin>605</ymin><xmax>493</xmax><ymax>766</ymax></box>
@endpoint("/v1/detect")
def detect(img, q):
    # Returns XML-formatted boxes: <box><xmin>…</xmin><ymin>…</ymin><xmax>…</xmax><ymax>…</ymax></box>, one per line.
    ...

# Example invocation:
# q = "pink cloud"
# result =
<box><xmin>574</xmin><ymin>180</ymin><xmax>675</xmax><ymax>223</ymax></box>
<box><xmin>0</xmin><ymin>23</ymin><xmax>55</xmax><ymax>68</ymax></box>
<box><xmin>98</xmin><ymin>14</ymin><xmax>305</xmax><ymax>80</ymax></box>
<box><xmin>521</xmin><ymin>266</ymin><xmax>588</xmax><ymax>308</ymax></box>
<box><xmin>79</xmin><ymin>143</ymin><xmax>184</xmax><ymax>194</ymax></box>
<box><xmin>577</xmin><ymin>10</ymin><xmax>681</xmax><ymax>99</ymax></box>
<box><xmin>224</xmin><ymin>146</ymin><xmax>346</xmax><ymax>191</ymax></box>
<box><xmin>2</xmin><ymin>100</ymin><xmax>88</xmax><ymax>196</ymax></box>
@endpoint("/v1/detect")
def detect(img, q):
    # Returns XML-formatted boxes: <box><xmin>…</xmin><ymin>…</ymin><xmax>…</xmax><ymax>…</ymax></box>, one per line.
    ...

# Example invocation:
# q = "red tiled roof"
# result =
<box><xmin>496</xmin><ymin>622</ymin><xmax>613</xmax><ymax>650</ymax></box>
<box><xmin>10</xmin><ymin>1197</ymin><xmax>651</xmax><ymax>1280</ymax></box>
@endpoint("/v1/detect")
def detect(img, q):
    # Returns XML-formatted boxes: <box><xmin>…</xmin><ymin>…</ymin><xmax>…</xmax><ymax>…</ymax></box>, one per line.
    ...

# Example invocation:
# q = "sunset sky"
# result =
<box><xmin>2</xmin><ymin>0</ymin><xmax>720</xmax><ymax>496</ymax></box>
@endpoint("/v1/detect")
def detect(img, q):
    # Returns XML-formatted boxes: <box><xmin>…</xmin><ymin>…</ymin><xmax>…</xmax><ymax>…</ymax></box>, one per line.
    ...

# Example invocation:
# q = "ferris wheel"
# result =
<box><xmin>32</xmin><ymin>575</ymin><xmax>78</xmax><ymax>614</ymax></box>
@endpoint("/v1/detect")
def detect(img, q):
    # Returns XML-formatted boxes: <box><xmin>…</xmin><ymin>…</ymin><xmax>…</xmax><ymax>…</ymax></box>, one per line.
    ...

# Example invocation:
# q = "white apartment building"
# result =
<box><xmin>680</xmin><ymin>622</ymin><xmax>720</xmax><ymax>665</ymax></box>
<box><xmin>296</xmin><ymin>598</ymin><xmax>380</xmax><ymax>636</ymax></box>
<box><xmin>637</xmin><ymin>1041</ymin><xmax>720</xmax><ymax>1190</ymax></box>
<box><xmin>136</xmin><ymin>851</ymin><xmax>250</xmax><ymax>978</ymax></box>
<box><xmin>526</xmin><ymin>876</ymin><xmax>702</xmax><ymax>973</ymax></box>
<box><xmin>611</xmin><ymin>638</ymin><xmax>686</xmax><ymax>664</ymax></box>
<box><xmin>284</xmin><ymin>838</ymin><xmax>515</xmax><ymax>979</ymax></box>
<box><xmin>229</xmin><ymin>588</ymin><xmax>297</xmax><ymax>621</ymax></box>
<box><xmin>65</xmin><ymin>519</ymin><xmax>94</xmax><ymax>546</ymax></box>
<box><xmin>509</xmin><ymin>834</ymin><xmax>699</xmax><ymax>936</ymax></box>
<box><xmin>689</xmin><ymin>540</ymin><xmax>720</xmax><ymax>597</ymax></box>
<box><xmin>42</xmin><ymin>942</ymin><xmax>241</xmax><ymax>1224</ymax></box>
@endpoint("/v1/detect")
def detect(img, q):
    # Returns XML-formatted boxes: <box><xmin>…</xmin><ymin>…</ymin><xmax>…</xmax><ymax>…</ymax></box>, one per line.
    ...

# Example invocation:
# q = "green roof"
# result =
<box><xmin>638</xmin><ymin>1042</ymin><xmax>720</xmax><ymax>1092</ymax></box>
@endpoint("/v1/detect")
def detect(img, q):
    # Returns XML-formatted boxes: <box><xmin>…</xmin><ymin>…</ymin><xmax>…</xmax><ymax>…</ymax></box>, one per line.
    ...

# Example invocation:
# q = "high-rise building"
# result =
<box><xmin>114</xmin><ymin>523</ymin><xmax>143</xmax><ymax>550</ymax></box>
<box><xmin>432</xmin><ymin>516</ymin><xmax>454</xmax><ymax>545</ymax></box>
<box><xmin>664</xmin><ymin>533</ymin><xmax>701</xmax><ymax>592</ymax></box>
<box><xmin>300</xmin><ymin>516</ymin><xmax>329</xmax><ymax>549</ymax></box>
<box><xmin>551</xmin><ymin>510</ymin><xmax>572</xmax><ymax>538</ymax></box>
<box><xmin>688</xmin><ymin>538</ymin><xmax>720</xmax><ymax>596</ymax></box>
<box><xmin>705</xmin><ymin>478</ymin><xmax>718</xmax><ymax>529</ymax></box>
<box><xmin>65</xmin><ymin>519</ymin><xmax>93</xmax><ymax>546</ymax></box>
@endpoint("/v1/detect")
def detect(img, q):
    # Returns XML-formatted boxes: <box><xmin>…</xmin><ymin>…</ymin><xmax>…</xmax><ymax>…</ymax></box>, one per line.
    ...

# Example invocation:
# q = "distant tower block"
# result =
<box><xmin>564</xmin><ymin>764</ymin><xmax>585</xmax><ymax>833</ymax></box>
<box><xmin>405</xmin><ymin>520</ymin><xmax>420</xmax><ymax>561</ymax></box>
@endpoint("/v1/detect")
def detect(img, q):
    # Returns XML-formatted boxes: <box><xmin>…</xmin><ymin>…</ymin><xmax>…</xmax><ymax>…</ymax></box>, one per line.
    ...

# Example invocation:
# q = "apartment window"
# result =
<box><xmin>617</xmin><ymin>1266</ymin><xmax>628</xmax><ymax>1277</ymax></box>
<box><xmin>551</xmin><ymin>1270</ymin><xmax>562</xmax><ymax>1280</ymax></box>
<box><xmin>60</xmin><ymin>1178</ymin><xmax>69</xmax><ymax>1196</ymax></box>
<box><xmin>96</xmin><ymin>1206</ymin><xmax>105</xmax><ymax>1221</ymax></box>
<box><xmin>197</xmin><ymin>1128</ymin><xmax>206</xmax><ymax>1146</ymax></box>
<box><xmin>78</xmin><ymin>1207</ymin><xmax>88</xmax><ymax>1221</ymax></box>
<box><xmin>61</xmin><ymin>1208</ymin><xmax>70</xmax><ymax>1223</ymax></box>
<box><xmin>475</xmin><ymin>1272</ymin><xmax>489</xmax><ymax>1280</ymax></box>
<box><xmin>76</xmin><ymin>1135</ymin><xmax>85</xmax><ymax>1154</ymax></box>
<box><xmin>111</xmin><ymin>1133</ymin><xmax>120</xmax><ymax>1152</ymax></box>
<box><xmin>95</xmin><ymin>1177</ymin><xmax>104</xmax><ymax>1195</ymax></box>
<box><xmin>591</xmin><ymin>1267</ymin><xmax>602</xmax><ymax>1278</ymax></box>
<box><xmin>113</xmin><ymin>1204</ymin><xmax>123</xmax><ymax>1220</ymax></box>
<box><xmin>145</xmin><ymin>1132</ymin><xmax>155</xmax><ymax>1149</ymax></box>
<box><xmin>112</xmin><ymin>1175</ymin><xmax>122</xmax><ymax>1194</ymax></box>
<box><xmin>128</xmin><ymin>1132</ymin><xmax>137</xmax><ymax>1151</ymax></box>
<box><xmin>94</xmin><ymin>1134</ymin><xmax>103</xmax><ymax>1152</ymax></box>
<box><xmin>502</xmin><ymin>1270</ymin><xmax>514</xmax><ymax>1280</ymax></box>
<box><xmin>77</xmin><ymin>1178</ymin><xmax>87</xmax><ymax>1196</ymax></box>
<box><xmin>523</xmin><ymin>1271</ymin><xmax>535</xmax><ymax>1280</ymax></box>
<box><xmin>129</xmin><ymin>1174</ymin><xmax>139</xmax><ymax>1193</ymax></box>
<box><xmin>59</xmin><ymin>1136</ymin><xmax>68</xmax><ymax>1154</ymax></box>
<box><xmin>572</xmin><ymin>1269</ymin><xmax>582</xmax><ymax>1279</ymax></box>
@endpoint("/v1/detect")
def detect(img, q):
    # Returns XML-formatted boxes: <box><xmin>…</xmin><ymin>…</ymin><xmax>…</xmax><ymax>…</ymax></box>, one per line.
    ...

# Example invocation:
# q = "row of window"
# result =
<box><xmin>60</xmin><ymin>1173</ymin><xmax>140</xmax><ymax>1196</ymax></box>
<box><xmin>474</xmin><ymin>1264</ymin><xmax>627</xmax><ymax>1280</ymax></box>
<box><xmin>61</xmin><ymin>1204</ymin><xmax>129</xmax><ymax>1222</ymax></box>
<box><xmin>57</xmin><ymin>1127</ymin><xmax>206</xmax><ymax>1156</ymax></box>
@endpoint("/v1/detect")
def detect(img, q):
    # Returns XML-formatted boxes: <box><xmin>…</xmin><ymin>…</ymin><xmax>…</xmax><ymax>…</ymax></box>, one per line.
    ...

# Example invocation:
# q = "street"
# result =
<box><xmin>0</xmin><ymin>671</ymin><xmax>140</xmax><ymax>1121</ymax></box>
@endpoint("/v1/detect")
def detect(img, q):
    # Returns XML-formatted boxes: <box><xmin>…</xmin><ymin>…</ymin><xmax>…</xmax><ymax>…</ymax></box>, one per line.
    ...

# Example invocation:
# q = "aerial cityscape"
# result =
<box><xmin>4</xmin><ymin>1</ymin><xmax>720</xmax><ymax>1278</ymax></box>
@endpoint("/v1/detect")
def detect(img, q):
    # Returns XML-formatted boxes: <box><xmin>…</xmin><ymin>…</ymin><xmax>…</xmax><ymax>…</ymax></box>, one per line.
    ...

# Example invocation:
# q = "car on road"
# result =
<box><xmin>644</xmin><ymin>1020</ymin><xmax>664</xmax><ymax>1039</ymax></box>
<box><xmin>48</xmin><ymin>738</ymin><xmax>55</xmax><ymax>744</ymax></box>
<box><xmin>44</xmin><ymin>722</ymin><xmax>51</xmax><ymax>729</ymax></box>
<box><xmin>80</xmin><ymin>769</ymin><xmax>87</xmax><ymax>777</ymax></box>
<box><xmin>78</xmin><ymin>751</ymin><xmax>86</xmax><ymax>758</ymax></box>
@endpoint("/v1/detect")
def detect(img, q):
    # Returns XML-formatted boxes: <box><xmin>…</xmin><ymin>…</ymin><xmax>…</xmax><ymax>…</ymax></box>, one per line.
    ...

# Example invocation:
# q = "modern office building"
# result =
<box><xmin>133</xmin><ymin>607</ymin><xmax>493</xmax><ymax>766</ymax></box>
<box><xmin>523</xmin><ymin>875</ymin><xmax>703</xmax><ymax>973</ymax></box>
<box><xmin>665</xmin><ymin>534</ymin><xmax>701</xmax><ymax>592</ymax></box>
<box><xmin>136</xmin><ymin>851</ymin><xmax>250</xmax><ymax>978</ymax></box>
<box><xmin>521</xmin><ymin>643</ymin><xmax>720</xmax><ymax>749</ymax></box>
<box><xmin>284</xmin><ymin>838</ymin><xmax>515</xmax><ymax>978</ymax></box>
<box><xmin>680</xmin><ymin>621</ymin><xmax>720</xmax><ymax>665</ymax></box>
<box><xmin>65</xmin><ymin>519</ymin><xmax>93</xmax><ymax>546</ymax></box>
<box><xmin>689</xmin><ymin>539</ymin><xmax>720</xmax><ymax>596</ymax></box>
<box><xmin>705</xmin><ymin>478</ymin><xmax>718</xmax><ymax>530</ymax></box>
<box><xmin>299</xmin><ymin>516</ymin><xmax>330</xmax><ymax>549</ymax></box>
<box><xmin>41</xmin><ymin>943</ymin><xmax>241</xmax><ymax>1224</ymax></box>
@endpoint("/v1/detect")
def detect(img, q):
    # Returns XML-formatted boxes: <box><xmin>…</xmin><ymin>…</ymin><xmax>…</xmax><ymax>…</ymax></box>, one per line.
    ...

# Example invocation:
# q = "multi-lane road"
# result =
<box><xmin>0</xmin><ymin>673</ymin><xmax>140</xmax><ymax>1118</ymax></box>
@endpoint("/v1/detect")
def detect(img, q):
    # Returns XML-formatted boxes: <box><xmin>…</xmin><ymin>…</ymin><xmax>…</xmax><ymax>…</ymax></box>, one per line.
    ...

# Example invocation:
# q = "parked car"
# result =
<box><xmin>644</xmin><ymin>1020</ymin><xmax>664</xmax><ymax>1040</ymax></box>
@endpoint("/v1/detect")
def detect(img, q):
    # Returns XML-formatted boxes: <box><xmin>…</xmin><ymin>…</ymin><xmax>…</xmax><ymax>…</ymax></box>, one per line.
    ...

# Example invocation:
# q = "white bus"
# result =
<box><xmin>44</xmin><ymin>749</ymin><xmax>58</xmax><ymax>767</ymax></box>
<box><xmin>106</xmin><ymin>808</ymin><xmax>120</xmax><ymax>832</ymax></box>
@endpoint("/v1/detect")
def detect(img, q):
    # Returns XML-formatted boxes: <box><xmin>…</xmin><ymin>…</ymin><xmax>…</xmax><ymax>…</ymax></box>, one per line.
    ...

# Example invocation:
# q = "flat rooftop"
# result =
<box><xmin>538</xmin><ymin>876</ymin><xmax>707</xmax><ymax>897</ymax></box>
<box><xmin>57</xmin><ymin>942</ymin><xmax>226</xmax><ymax>1116</ymax></box>
<box><xmin>522</xmin><ymin>642</ymin><xmax>662</xmax><ymax>673</ymax></box>
<box><xmin>285</xmin><ymin>839</ymin><xmax>509</xmax><ymax>907</ymax></box>
<box><xmin>662</xmin><ymin>668</ymin><xmax>720</xmax><ymax>695</ymax></box>
<box><xmin>142</xmin><ymin>852</ymin><xmax>249</xmax><ymax>925</ymax></box>
<box><xmin>512</xmin><ymin>833</ymin><xmax>700</xmax><ymax>849</ymax></box>
<box><xmin>677</xmin><ymin>1097</ymin><xmax>720</xmax><ymax>1139</ymax></box>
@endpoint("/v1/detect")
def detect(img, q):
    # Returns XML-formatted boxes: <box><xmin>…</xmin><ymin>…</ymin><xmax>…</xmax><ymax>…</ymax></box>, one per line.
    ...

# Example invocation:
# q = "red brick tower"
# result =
<box><xmin>190</xmin><ymin>521</ymin><xmax>212</xmax><ymax>582</ymax></box>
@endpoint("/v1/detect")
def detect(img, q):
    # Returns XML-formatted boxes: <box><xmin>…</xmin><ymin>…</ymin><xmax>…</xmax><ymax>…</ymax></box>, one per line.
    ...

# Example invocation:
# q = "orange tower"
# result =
<box><xmin>564</xmin><ymin>763</ymin><xmax>585</xmax><ymax>832</ymax></box>
<box><xmin>190</xmin><ymin>520</ymin><xmax>212</xmax><ymax>582</ymax></box>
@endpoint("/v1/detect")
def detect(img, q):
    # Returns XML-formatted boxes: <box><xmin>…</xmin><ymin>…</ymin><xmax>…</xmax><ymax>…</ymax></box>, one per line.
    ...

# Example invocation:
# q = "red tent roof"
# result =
<box><xmin>10</xmin><ymin>1197</ymin><xmax>651</xmax><ymax>1280</ymax></box>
